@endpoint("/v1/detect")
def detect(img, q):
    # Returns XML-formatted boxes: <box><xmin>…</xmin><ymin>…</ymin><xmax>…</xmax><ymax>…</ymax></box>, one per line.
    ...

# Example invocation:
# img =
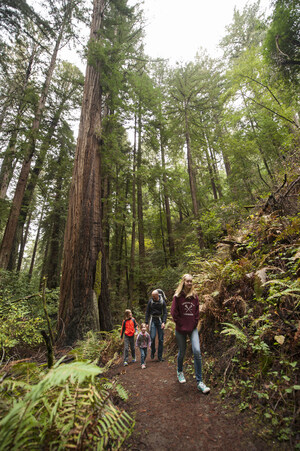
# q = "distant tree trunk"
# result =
<box><xmin>40</xmin><ymin>234</ymin><xmax>51</xmax><ymax>289</ymax></box>
<box><xmin>241</xmin><ymin>91</ymin><xmax>274</xmax><ymax>182</ymax></box>
<box><xmin>159</xmin><ymin>192</ymin><xmax>168</xmax><ymax>267</ymax></box>
<box><xmin>184</xmin><ymin>108</ymin><xmax>205</xmax><ymax>249</ymax></box>
<box><xmin>115</xmin><ymin>178</ymin><xmax>128</xmax><ymax>294</ymax></box>
<box><xmin>43</xmin><ymin>185</ymin><xmax>65</xmax><ymax>290</ymax></box>
<box><xmin>160</xmin><ymin>131</ymin><xmax>175</xmax><ymax>264</ymax></box>
<box><xmin>102</xmin><ymin>173</ymin><xmax>110</xmax><ymax>281</ymax></box>
<box><xmin>209</xmin><ymin>146</ymin><xmax>223</xmax><ymax>199</ymax></box>
<box><xmin>222</xmin><ymin>150</ymin><xmax>231</xmax><ymax>177</ymax></box>
<box><xmin>0</xmin><ymin>5</ymin><xmax>71</xmax><ymax>270</ymax></box>
<box><xmin>0</xmin><ymin>44</ymin><xmax>37</xmax><ymax>199</ymax></box>
<box><xmin>136</xmin><ymin>101</ymin><xmax>147</xmax><ymax>305</ymax></box>
<box><xmin>204</xmin><ymin>147</ymin><xmax>218</xmax><ymax>200</ymax></box>
<box><xmin>10</xmin><ymin>106</ymin><xmax>66</xmax><ymax>270</ymax></box>
<box><xmin>128</xmin><ymin>116</ymin><xmax>137</xmax><ymax>309</ymax></box>
<box><xmin>28</xmin><ymin>207</ymin><xmax>44</xmax><ymax>280</ymax></box>
<box><xmin>16</xmin><ymin>210</ymin><xmax>32</xmax><ymax>271</ymax></box>
<box><xmin>221</xmin><ymin>127</ymin><xmax>232</xmax><ymax>177</ymax></box>
<box><xmin>58</xmin><ymin>0</ymin><xmax>112</xmax><ymax>346</ymax></box>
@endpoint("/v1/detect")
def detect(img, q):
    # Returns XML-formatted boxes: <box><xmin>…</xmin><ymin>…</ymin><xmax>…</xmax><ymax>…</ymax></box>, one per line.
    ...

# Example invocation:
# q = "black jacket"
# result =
<box><xmin>145</xmin><ymin>295</ymin><xmax>167</xmax><ymax>324</ymax></box>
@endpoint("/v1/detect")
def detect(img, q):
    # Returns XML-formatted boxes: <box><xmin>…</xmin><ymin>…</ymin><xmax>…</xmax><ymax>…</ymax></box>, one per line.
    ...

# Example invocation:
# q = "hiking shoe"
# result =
<box><xmin>158</xmin><ymin>358</ymin><xmax>165</xmax><ymax>362</ymax></box>
<box><xmin>197</xmin><ymin>381</ymin><xmax>210</xmax><ymax>394</ymax></box>
<box><xmin>132</xmin><ymin>359</ymin><xmax>136</xmax><ymax>363</ymax></box>
<box><xmin>177</xmin><ymin>371</ymin><xmax>186</xmax><ymax>383</ymax></box>
<box><xmin>124</xmin><ymin>361</ymin><xmax>128</xmax><ymax>366</ymax></box>
<box><xmin>141</xmin><ymin>364</ymin><xmax>146</xmax><ymax>369</ymax></box>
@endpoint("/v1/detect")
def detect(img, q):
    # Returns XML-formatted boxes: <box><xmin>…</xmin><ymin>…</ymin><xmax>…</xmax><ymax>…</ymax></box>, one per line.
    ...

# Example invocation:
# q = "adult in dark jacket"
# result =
<box><xmin>145</xmin><ymin>290</ymin><xmax>167</xmax><ymax>361</ymax></box>
<box><xmin>171</xmin><ymin>274</ymin><xmax>210</xmax><ymax>393</ymax></box>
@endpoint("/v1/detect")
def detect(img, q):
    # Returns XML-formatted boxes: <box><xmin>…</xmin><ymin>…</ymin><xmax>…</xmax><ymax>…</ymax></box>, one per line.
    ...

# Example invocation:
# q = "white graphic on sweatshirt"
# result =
<box><xmin>182</xmin><ymin>301</ymin><xmax>193</xmax><ymax>316</ymax></box>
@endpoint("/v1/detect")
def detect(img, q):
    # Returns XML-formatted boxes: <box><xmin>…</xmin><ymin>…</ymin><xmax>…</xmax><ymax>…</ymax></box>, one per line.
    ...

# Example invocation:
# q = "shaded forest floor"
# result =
<box><xmin>108</xmin><ymin>352</ymin><xmax>290</xmax><ymax>451</ymax></box>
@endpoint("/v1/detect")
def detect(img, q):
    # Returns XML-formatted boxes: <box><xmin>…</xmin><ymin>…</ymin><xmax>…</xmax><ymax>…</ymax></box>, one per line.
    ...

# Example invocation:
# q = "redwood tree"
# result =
<box><xmin>57</xmin><ymin>0</ymin><xmax>112</xmax><ymax>346</ymax></box>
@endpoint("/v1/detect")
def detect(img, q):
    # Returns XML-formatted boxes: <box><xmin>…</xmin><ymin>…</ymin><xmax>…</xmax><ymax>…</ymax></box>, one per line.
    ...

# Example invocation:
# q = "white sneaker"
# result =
<box><xmin>177</xmin><ymin>371</ymin><xmax>186</xmax><ymax>383</ymax></box>
<box><xmin>197</xmin><ymin>381</ymin><xmax>210</xmax><ymax>394</ymax></box>
<box><xmin>141</xmin><ymin>364</ymin><xmax>146</xmax><ymax>369</ymax></box>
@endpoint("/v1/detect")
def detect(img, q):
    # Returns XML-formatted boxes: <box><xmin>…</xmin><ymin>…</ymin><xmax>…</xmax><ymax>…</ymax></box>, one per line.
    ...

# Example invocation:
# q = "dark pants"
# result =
<box><xmin>124</xmin><ymin>335</ymin><xmax>135</xmax><ymax>362</ymax></box>
<box><xmin>150</xmin><ymin>319</ymin><xmax>164</xmax><ymax>360</ymax></box>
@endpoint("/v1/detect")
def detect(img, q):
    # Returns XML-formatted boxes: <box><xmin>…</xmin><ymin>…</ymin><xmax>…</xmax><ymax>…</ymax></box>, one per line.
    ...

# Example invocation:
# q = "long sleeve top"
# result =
<box><xmin>145</xmin><ymin>296</ymin><xmax>167</xmax><ymax>324</ymax></box>
<box><xmin>171</xmin><ymin>292</ymin><xmax>199</xmax><ymax>334</ymax></box>
<box><xmin>136</xmin><ymin>331</ymin><xmax>151</xmax><ymax>348</ymax></box>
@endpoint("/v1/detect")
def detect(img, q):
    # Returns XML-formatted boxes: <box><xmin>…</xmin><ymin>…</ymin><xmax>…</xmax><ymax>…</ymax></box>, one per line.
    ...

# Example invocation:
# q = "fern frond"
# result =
<box><xmin>0</xmin><ymin>361</ymin><xmax>134</xmax><ymax>450</ymax></box>
<box><xmin>221</xmin><ymin>322</ymin><xmax>248</xmax><ymax>344</ymax></box>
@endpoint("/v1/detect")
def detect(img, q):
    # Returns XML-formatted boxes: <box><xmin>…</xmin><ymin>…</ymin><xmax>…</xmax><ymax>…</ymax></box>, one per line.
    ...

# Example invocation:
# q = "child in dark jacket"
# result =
<box><xmin>120</xmin><ymin>309</ymin><xmax>138</xmax><ymax>366</ymax></box>
<box><xmin>136</xmin><ymin>323</ymin><xmax>151</xmax><ymax>369</ymax></box>
<box><xmin>171</xmin><ymin>274</ymin><xmax>210</xmax><ymax>394</ymax></box>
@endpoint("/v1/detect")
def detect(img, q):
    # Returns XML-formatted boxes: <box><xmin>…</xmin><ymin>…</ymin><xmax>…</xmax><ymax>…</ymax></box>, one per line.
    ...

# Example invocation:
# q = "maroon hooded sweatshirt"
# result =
<box><xmin>171</xmin><ymin>291</ymin><xmax>199</xmax><ymax>334</ymax></box>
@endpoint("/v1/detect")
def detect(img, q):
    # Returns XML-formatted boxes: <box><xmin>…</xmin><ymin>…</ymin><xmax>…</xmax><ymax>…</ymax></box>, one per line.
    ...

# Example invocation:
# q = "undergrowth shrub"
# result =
<box><xmin>197</xmin><ymin>213</ymin><xmax>300</xmax><ymax>444</ymax></box>
<box><xmin>0</xmin><ymin>285</ymin><xmax>59</xmax><ymax>359</ymax></box>
<box><xmin>0</xmin><ymin>359</ymin><xmax>134</xmax><ymax>450</ymax></box>
<box><xmin>70</xmin><ymin>329</ymin><xmax>124</xmax><ymax>366</ymax></box>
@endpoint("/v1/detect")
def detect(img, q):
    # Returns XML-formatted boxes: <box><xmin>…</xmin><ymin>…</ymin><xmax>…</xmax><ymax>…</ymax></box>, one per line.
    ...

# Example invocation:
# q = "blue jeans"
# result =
<box><xmin>175</xmin><ymin>329</ymin><xmax>202</xmax><ymax>382</ymax></box>
<box><xmin>150</xmin><ymin>320</ymin><xmax>164</xmax><ymax>360</ymax></box>
<box><xmin>124</xmin><ymin>335</ymin><xmax>135</xmax><ymax>362</ymax></box>
<box><xmin>139</xmin><ymin>347</ymin><xmax>148</xmax><ymax>365</ymax></box>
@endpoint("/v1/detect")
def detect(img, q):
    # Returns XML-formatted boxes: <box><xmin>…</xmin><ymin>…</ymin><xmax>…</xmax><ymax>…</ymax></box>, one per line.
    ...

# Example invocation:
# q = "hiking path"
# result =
<box><xmin>109</xmin><ymin>356</ymin><xmax>285</xmax><ymax>451</ymax></box>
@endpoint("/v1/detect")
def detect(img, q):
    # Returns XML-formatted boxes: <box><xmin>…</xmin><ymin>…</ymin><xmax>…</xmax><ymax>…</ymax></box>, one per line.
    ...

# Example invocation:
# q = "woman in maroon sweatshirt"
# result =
<box><xmin>171</xmin><ymin>274</ymin><xmax>210</xmax><ymax>394</ymax></box>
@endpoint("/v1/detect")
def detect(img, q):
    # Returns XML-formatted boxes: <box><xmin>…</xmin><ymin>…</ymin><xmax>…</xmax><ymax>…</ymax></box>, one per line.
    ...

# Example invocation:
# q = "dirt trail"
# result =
<box><xmin>110</xmin><ymin>357</ymin><xmax>280</xmax><ymax>451</ymax></box>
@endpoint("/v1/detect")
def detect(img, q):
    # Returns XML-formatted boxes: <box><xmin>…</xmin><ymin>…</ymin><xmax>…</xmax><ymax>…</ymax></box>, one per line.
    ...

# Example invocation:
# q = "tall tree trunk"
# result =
<box><xmin>159</xmin><ymin>191</ymin><xmax>168</xmax><ymax>267</ymax></box>
<box><xmin>28</xmin><ymin>207</ymin><xmax>44</xmax><ymax>280</ymax></box>
<box><xmin>241</xmin><ymin>91</ymin><xmax>274</xmax><ymax>182</ymax></box>
<box><xmin>184</xmin><ymin>108</ymin><xmax>205</xmax><ymax>249</ymax></box>
<box><xmin>0</xmin><ymin>5</ymin><xmax>71</xmax><ymax>270</ymax></box>
<box><xmin>208</xmin><ymin>145</ymin><xmax>223</xmax><ymax>199</ymax></box>
<box><xmin>222</xmin><ymin>149</ymin><xmax>231</xmax><ymax>177</ymax></box>
<box><xmin>0</xmin><ymin>44</ymin><xmax>37</xmax><ymax>199</ymax></box>
<box><xmin>160</xmin><ymin>130</ymin><xmax>175</xmax><ymax>264</ymax></box>
<box><xmin>102</xmin><ymin>173</ymin><xmax>110</xmax><ymax>281</ymax></box>
<box><xmin>43</xmin><ymin>182</ymin><xmax>65</xmax><ymax>289</ymax></box>
<box><xmin>115</xmin><ymin>178</ymin><xmax>128</xmax><ymax>295</ymax></box>
<box><xmin>16</xmin><ymin>210</ymin><xmax>32</xmax><ymax>271</ymax></box>
<box><xmin>204</xmin><ymin>147</ymin><xmax>218</xmax><ymax>200</ymax></box>
<box><xmin>58</xmin><ymin>0</ymin><xmax>112</xmax><ymax>346</ymax></box>
<box><xmin>128</xmin><ymin>115</ymin><xmax>137</xmax><ymax>308</ymax></box>
<box><xmin>11</xmin><ymin>106</ymin><xmax>66</xmax><ymax>270</ymax></box>
<box><xmin>136</xmin><ymin>101</ymin><xmax>147</xmax><ymax>305</ymax></box>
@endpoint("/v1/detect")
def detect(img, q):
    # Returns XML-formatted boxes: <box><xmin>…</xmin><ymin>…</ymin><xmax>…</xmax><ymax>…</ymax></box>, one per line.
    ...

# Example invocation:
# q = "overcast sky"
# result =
<box><xmin>136</xmin><ymin>0</ymin><xmax>271</xmax><ymax>63</ymax></box>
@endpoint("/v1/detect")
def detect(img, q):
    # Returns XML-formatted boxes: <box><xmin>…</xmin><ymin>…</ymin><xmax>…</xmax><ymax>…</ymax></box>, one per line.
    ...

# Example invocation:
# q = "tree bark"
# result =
<box><xmin>43</xmin><ymin>180</ymin><xmax>65</xmax><ymax>289</ymax></box>
<box><xmin>16</xmin><ymin>210</ymin><xmax>32</xmax><ymax>271</ymax></box>
<box><xmin>28</xmin><ymin>207</ymin><xmax>44</xmax><ymax>280</ymax></box>
<box><xmin>184</xmin><ymin>108</ymin><xmax>205</xmax><ymax>249</ymax></box>
<box><xmin>128</xmin><ymin>115</ymin><xmax>137</xmax><ymax>309</ymax></box>
<box><xmin>58</xmin><ymin>0</ymin><xmax>112</xmax><ymax>346</ymax></box>
<box><xmin>160</xmin><ymin>130</ymin><xmax>175</xmax><ymax>264</ymax></box>
<box><xmin>136</xmin><ymin>101</ymin><xmax>147</xmax><ymax>305</ymax></box>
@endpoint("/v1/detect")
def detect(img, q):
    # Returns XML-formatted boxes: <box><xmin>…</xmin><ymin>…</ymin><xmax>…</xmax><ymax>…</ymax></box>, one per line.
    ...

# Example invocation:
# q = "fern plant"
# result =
<box><xmin>264</xmin><ymin>279</ymin><xmax>300</xmax><ymax>306</ymax></box>
<box><xmin>221</xmin><ymin>322</ymin><xmax>248</xmax><ymax>346</ymax></box>
<box><xmin>69</xmin><ymin>330</ymin><xmax>108</xmax><ymax>362</ymax></box>
<box><xmin>0</xmin><ymin>360</ymin><xmax>134</xmax><ymax>450</ymax></box>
